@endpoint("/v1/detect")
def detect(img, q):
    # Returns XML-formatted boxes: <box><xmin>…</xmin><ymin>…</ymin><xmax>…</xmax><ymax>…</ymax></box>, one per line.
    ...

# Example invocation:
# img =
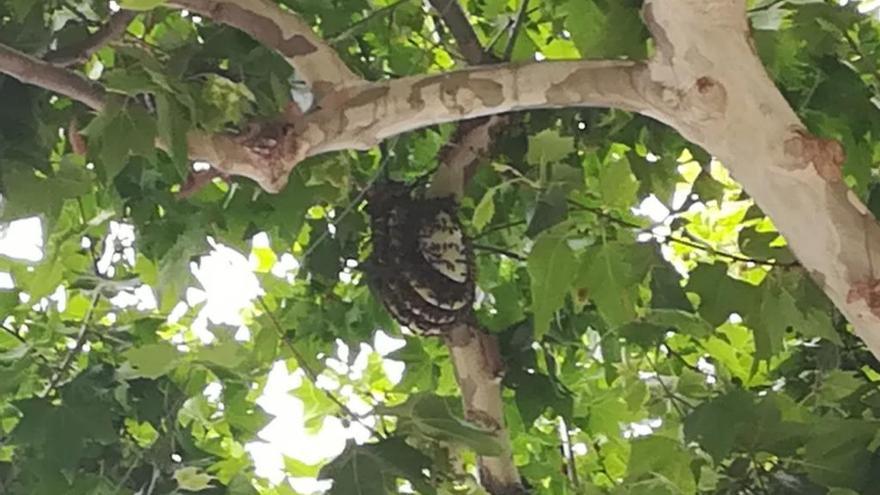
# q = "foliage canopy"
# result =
<box><xmin>2</xmin><ymin>0</ymin><xmax>880</xmax><ymax>494</ymax></box>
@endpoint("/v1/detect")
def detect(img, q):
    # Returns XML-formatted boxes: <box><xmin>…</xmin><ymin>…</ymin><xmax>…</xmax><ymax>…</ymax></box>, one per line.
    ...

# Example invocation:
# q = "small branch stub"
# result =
<box><xmin>847</xmin><ymin>277</ymin><xmax>880</xmax><ymax>318</ymax></box>
<box><xmin>784</xmin><ymin>128</ymin><xmax>845</xmax><ymax>183</ymax></box>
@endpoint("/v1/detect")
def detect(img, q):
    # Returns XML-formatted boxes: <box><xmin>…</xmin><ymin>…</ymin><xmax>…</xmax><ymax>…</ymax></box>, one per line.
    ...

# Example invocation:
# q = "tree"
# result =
<box><xmin>1</xmin><ymin>0</ymin><xmax>880</xmax><ymax>493</ymax></box>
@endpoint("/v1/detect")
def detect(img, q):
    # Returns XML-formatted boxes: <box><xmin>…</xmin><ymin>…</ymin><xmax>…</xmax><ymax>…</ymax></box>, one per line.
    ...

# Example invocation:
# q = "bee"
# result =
<box><xmin>366</xmin><ymin>182</ymin><xmax>475</xmax><ymax>335</ymax></box>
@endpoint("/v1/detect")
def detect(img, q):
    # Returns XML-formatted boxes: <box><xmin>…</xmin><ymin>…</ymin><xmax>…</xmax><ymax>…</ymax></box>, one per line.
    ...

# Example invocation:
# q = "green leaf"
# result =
<box><xmin>293</xmin><ymin>377</ymin><xmax>337</xmax><ymax>433</ymax></box>
<box><xmin>1</xmin><ymin>163</ymin><xmax>62</xmax><ymax>220</ymax></box>
<box><xmin>684</xmin><ymin>390</ymin><xmax>754</xmax><ymax>462</ymax></box>
<box><xmin>564</xmin><ymin>0</ymin><xmax>649</xmax><ymax>58</ymax></box>
<box><xmin>157</xmin><ymin>228</ymin><xmax>205</xmax><ymax>312</ymax></box>
<box><xmin>472</xmin><ymin>187</ymin><xmax>496</xmax><ymax>232</ymax></box>
<box><xmin>319</xmin><ymin>438</ymin><xmax>435</xmax><ymax>495</ymax></box>
<box><xmin>746</xmin><ymin>271</ymin><xmax>839</xmax><ymax>360</ymax></box>
<box><xmin>599</xmin><ymin>153</ymin><xmax>639</xmax><ymax>209</ymax></box>
<box><xmin>513</xmin><ymin>371</ymin><xmax>573</xmax><ymax>425</ymax></box>
<box><xmin>380</xmin><ymin>394</ymin><xmax>503</xmax><ymax>456</ymax></box>
<box><xmin>525</xmin><ymin>185</ymin><xmax>569</xmax><ymax>238</ymax></box>
<box><xmin>55</xmin><ymin>154</ymin><xmax>94</xmax><ymax>198</ymax></box>
<box><xmin>803</xmin><ymin>419</ymin><xmax>876</xmax><ymax>490</ymax></box>
<box><xmin>815</xmin><ymin>370</ymin><xmax>864</xmax><ymax>404</ymax></box>
<box><xmin>528</xmin><ymin>226</ymin><xmax>577</xmax><ymax>338</ymax></box>
<box><xmin>686</xmin><ymin>263</ymin><xmax>758</xmax><ymax>327</ymax></box>
<box><xmin>174</xmin><ymin>466</ymin><xmax>214</xmax><ymax>492</ymax></box>
<box><xmin>649</xmin><ymin>264</ymin><xmax>692</xmax><ymax>311</ymax></box>
<box><xmin>643</xmin><ymin>309</ymin><xmax>713</xmax><ymax>339</ymax></box>
<box><xmin>124</xmin><ymin>343</ymin><xmax>182</xmax><ymax>379</ymax></box>
<box><xmin>197</xmin><ymin>341</ymin><xmax>246</xmax><ymax>369</ymax></box>
<box><xmin>526</xmin><ymin>129</ymin><xmax>574</xmax><ymax>166</ymax></box>
<box><xmin>692</xmin><ymin>170</ymin><xmax>725</xmax><ymax>202</ymax></box>
<box><xmin>119</xmin><ymin>0</ymin><xmax>168</xmax><ymax>11</ymax></box>
<box><xmin>625</xmin><ymin>436</ymin><xmax>696</xmax><ymax>495</ymax></box>
<box><xmin>318</xmin><ymin>445</ymin><xmax>393</xmax><ymax>495</ymax></box>
<box><xmin>578</xmin><ymin>242</ymin><xmax>657</xmax><ymax>326</ymax></box>
<box><xmin>156</xmin><ymin>93</ymin><xmax>190</xmax><ymax>172</ymax></box>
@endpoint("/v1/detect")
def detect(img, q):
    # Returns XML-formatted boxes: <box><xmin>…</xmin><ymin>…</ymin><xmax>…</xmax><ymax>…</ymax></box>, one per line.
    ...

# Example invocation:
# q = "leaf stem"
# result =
<box><xmin>1</xmin><ymin>324</ymin><xmax>26</xmax><ymax>345</ymax></box>
<box><xmin>42</xmin><ymin>291</ymin><xmax>100</xmax><ymax>397</ymax></box>
<box><xmin>502</xmin><ymin>0</ymin><xmax>530</xmax><ymax>61</ymax></box>
<box><xmin>472</xmin><ymin>243</ymin><xmax>526</xmax><ymax>261</ymax></box>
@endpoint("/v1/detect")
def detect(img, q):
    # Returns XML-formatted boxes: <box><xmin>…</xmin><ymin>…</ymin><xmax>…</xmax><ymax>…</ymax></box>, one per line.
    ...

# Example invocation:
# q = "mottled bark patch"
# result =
<box><xmin>478</xmin><ymin>467</ymin><xmax>528</xmax><ymax>495</ymax></box>
<box><xmin>343</xmin><ymin>86</ymin><xmax>389</xmax><ymax>109</ymax></box>
<box><xmin>545</xmin><ymin>69</ymin><xmax>586</xmax><ymax>106</ymax></box>
<box><xmin>783</xmin><ymin>129</ymin><xmax>845</xmax><ymax>182</ymax></box>
<box><xmin>235</xmin><ymin>121</ymin><xmax>303</xmax><ymax>192</ymax></box>
<box><xmin>847</xmin><ymin>277</ymin><xmax>880</xmax><ymax>317</ymax></box>
<box><xmin>190</xmin><ymin>2</ymin><xmax>317</xmax><ymax>57</ymax></box>
<box><xmin>407</xmin><ymin>73</ymin><xmax>504</xmax><ymax>112</ymax></box>
<box><xmin>467</xmin><ymin>410</ymin><xmax>501</xmax><ymax>431</ymax></box>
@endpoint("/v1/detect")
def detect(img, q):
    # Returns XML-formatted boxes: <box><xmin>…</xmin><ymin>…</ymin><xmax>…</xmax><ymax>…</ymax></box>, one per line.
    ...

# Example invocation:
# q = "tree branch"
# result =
<box><xmin>163</xmin><ymin>0</ymin><xmax>360</xmax><ymax>93</ymax></box>
<box><xmin>301</xmin><ymin>59</ymin><xmax>654</xmax><ymax>160</ymax></box>
<box><xmin>427</xmin><ymin>0</ymin><xmax>498</xmax><ymax>64</ymax></box>
<box><xmin>641</xmin><ymin>0</ymin><xmax>880</xmax><ymax>359</ymax></box>
<box><xmin>425</xmin><ymin>7</ymin><xmax>524</xmax><ymax>492</ymax></box>
<box><xmin>45</xmin><ymin>11</ymin><xmax>137</xmax><ymax>67</ymax></box>
<box><xmin>424</xmin><ymin>0</ymin><xmax>506</xmax><ymax>198</ymax></box>
<box><xmin>42</xmin><ymin>292</ymin><xmax>100</xmax><ymax>397</ymax></box>
<box><xmin>443</xmin><ymin>325</ymin><xmax>523</xmax><ymax>494</ymax></box>
<box><xmin>0</xmin><ymin>44</ymin><xmax>106</xmax><ymax>110</ymax></box>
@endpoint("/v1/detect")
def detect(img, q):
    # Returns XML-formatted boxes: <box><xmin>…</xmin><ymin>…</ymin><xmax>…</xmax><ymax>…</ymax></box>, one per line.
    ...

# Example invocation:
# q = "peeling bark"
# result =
<box><xmin>444</xmin><ymin>325</ymin><xmax>523</xmax><ymax>494</ymax></box>
<box><xmin>640</xmin><ymin>0</ymin><xmax>880</xmax><ymax>357</ymax></box>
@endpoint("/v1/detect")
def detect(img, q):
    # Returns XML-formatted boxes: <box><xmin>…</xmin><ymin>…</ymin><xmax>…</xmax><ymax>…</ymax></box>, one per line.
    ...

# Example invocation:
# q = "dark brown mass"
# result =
<box><xmin>366</xmin><ymin>183</ymin><xmax>475</xmax><ymax>336</ymax></box>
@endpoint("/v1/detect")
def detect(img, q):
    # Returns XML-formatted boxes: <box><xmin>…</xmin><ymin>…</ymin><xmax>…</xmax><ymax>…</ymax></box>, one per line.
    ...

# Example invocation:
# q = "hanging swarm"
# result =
<box><xmin>366</xmin><ymin>183</ymin><xmax>475</xmax><ymax>336</ymax></box>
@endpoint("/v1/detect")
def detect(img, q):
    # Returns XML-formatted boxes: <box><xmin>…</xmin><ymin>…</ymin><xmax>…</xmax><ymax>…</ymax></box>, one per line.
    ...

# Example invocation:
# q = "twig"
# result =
<box><xmin>566</xmin><ymin>198</ymin><xmax>798</xmax><ymax>268</ymax></box>
<box><xmin>674</xmin><ymin>230</ymin><xmax>798</xmax><ymax>268</ymax></box>
<box><xmin>502</xmin><ymin>0</ymin><xmax>529</xmax><ymax>61</ymax></box>
<box><xmin>428</xmin><ymin>0</ymin><xmax>498</xmax><ymax>64</ymax></box>
<box><xmin>257</xmin><ymin>296</ymin><xmax>384</xmax><ymax>439</ymax></box>
<box><xmin>473</xmin><ymin>219</ymin><xmax>527</xmax><ymax>239</ymax></box>
<box><xmin>558</xmin><ymin>416</ymin><xmax>580</xmax><ymax>488</ymax></box>
<box><xmin>42</xmin><ymin>291</ymin><xmax>100</xmax><ymax>397</ymax></box>
<box><xmin>1</xmin><ymin>324</ymin><xmax>26</xmax><ymax>345</ymax></box>
<box><xmin>46</xmin><ymin>11</ymin><xmax>137</xmax><ymax>66</ymax></box>
<box><xmin>177</xmin><ymin>168</ymin><xmax>229</xmax><ymax>199</ymax></box>
<box><xmin>472</xmin><ymin>243</ymin><xmax>526</xmax><ymax>261</ymax></box>
<box><xmin>645</xmin><ymin>350</ymin><xmax>691</xmax><ymax>417</ymax></box>
<box><xmin>329</xmin><ymin>0</ymin><xmax>412</xmax><ymax>44</ymax></box>
<box><xmin>301</xmin><ymin>138</ymin><xmax>398</xmax><ymax>260</ymax></box>
<box><xmin>0</xmin><ymin>43</ymin><xmax>107</xmax><ymax>110</ymax></box>
<box><xmin>662</xmin><ymin>344</ymin><xmax>703</xmax><ymax>374</ymax></box>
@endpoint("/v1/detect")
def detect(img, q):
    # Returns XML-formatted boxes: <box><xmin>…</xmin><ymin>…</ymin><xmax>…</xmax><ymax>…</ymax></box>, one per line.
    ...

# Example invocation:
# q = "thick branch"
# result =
<box><xmin>0</xmin><ymin>44</ymin><xmax>106</xmax><ymax>110</ymax></box>
<box><xmin>301</xmin><ymin>60</ymin><xmax>654</xmax><ymax>157</ymax></box>
<box><xmin>425</xmin><ymin>0</ymin><xmax>505</xmax><ymax>199</ymax></box>
<box><xmin>45</xmin><ymin>11</ymin><xmax>136</xmax><ymax>66</ymax></box>
<box><xmin>424</xmin><ymin>8</ymin><xmax>522</xmax><ymax>492</ymax></box>
<box><xmin>641</xmin><ymin>0</ymin><xmax>880</xmax><ymax>358</ymax></box>
<box><xmin>444</xmin><ymin>326</ymin><xmax>523</xmax><ymax>494</ymax></box>
<box><xmin>164</xmin><ymin>0</ymin><xmax>360</xmax><ymax>93</ymax></box>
